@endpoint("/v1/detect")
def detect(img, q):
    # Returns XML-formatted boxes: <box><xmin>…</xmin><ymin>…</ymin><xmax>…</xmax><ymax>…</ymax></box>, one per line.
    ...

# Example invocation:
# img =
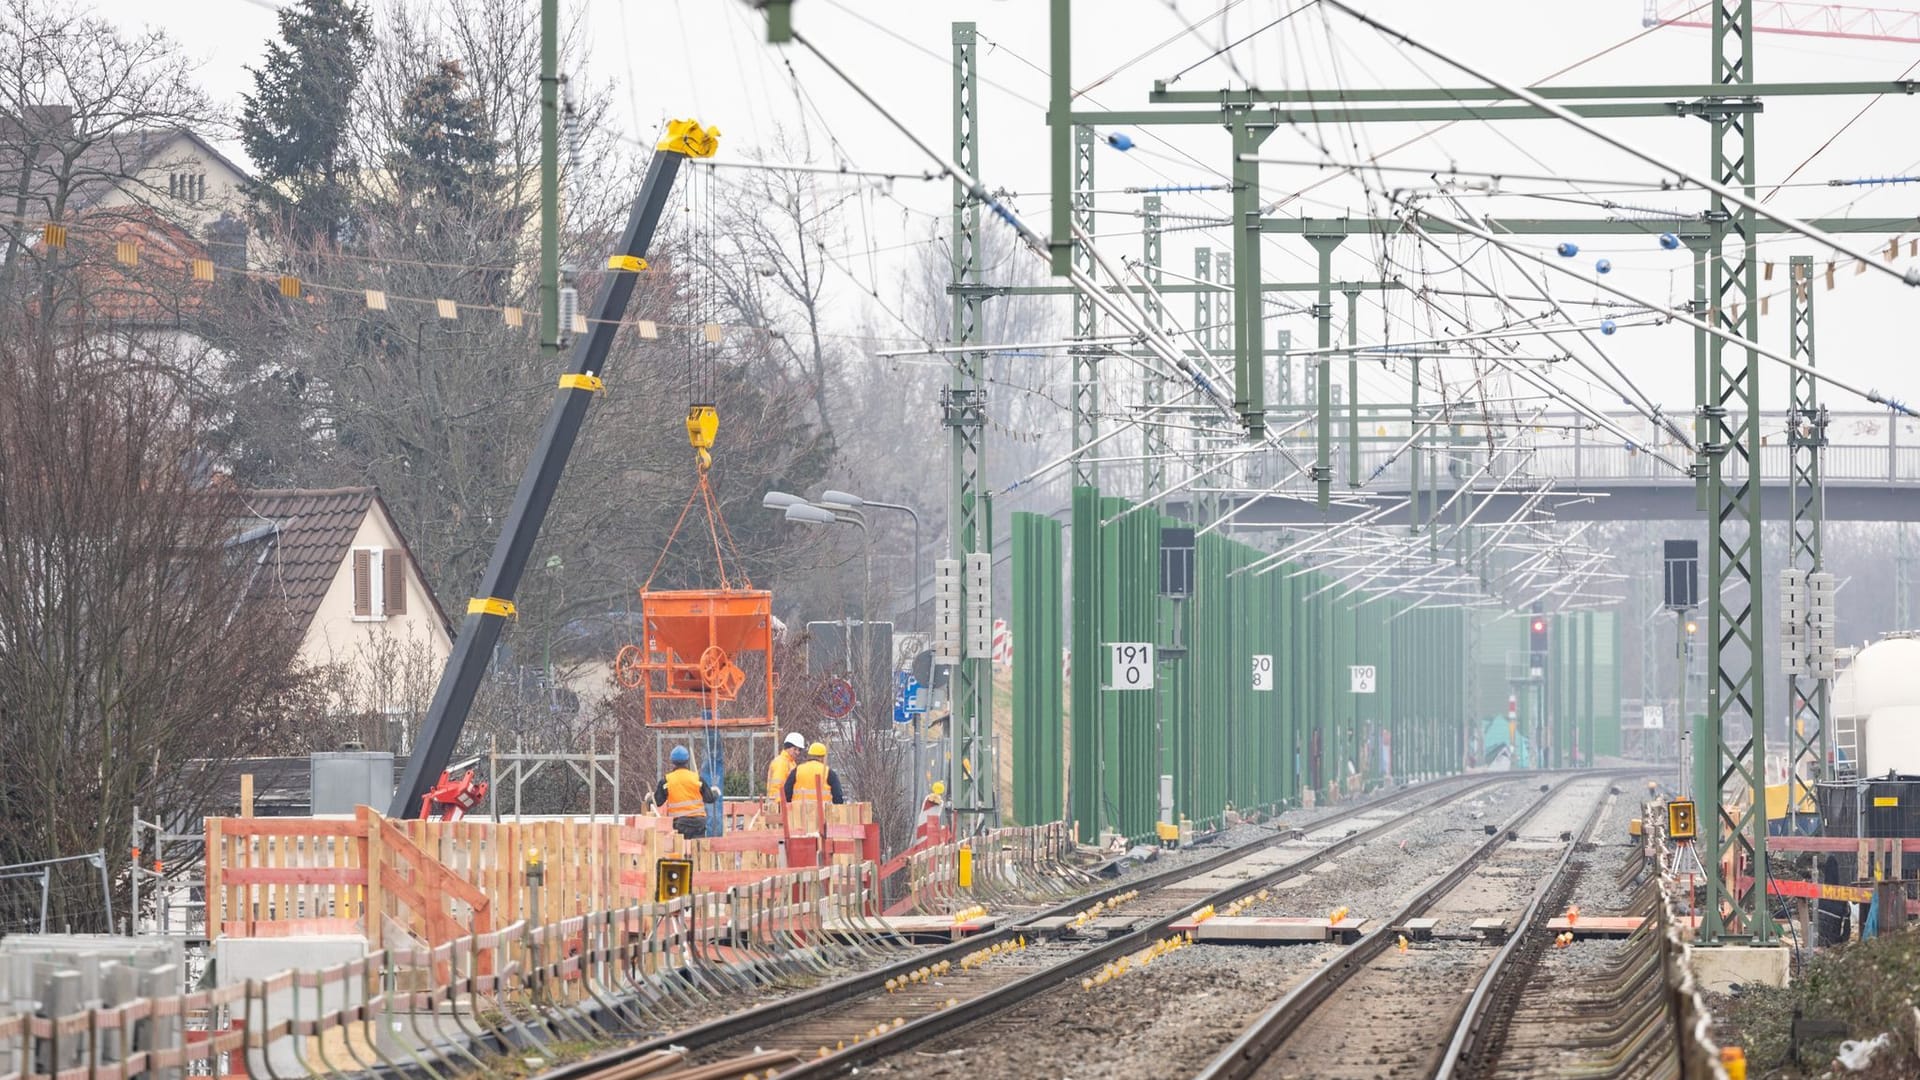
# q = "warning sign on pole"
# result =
<box><xmin>1349</xmin><ymin>665</ymin><xmax>1377</xmax><ymax>694</ymax></box>
<box><xmin>1251</xmin><ymin>654</ymin><xmax>1274</xmax><ymax>691</ymax></box>
<box><xmin>1109</xmin><ymin>643</ymin><xmax>1155</xmax><ymax>690</ymax></box>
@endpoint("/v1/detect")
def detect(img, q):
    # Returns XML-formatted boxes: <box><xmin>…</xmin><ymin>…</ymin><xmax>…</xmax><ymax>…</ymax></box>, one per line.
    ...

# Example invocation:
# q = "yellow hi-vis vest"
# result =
<box><xmin>663</xmin><ymin>767</ymin><xmax>706</xmax><ymax>818</ymax></box>
<box><xmin>790</xmin><ymin>759</ymin><xmax>828</xmax><ymax>804</ymax></box>
<box><xmin>766</xmin><ymin>750</ymin><xmax>798</xmax><ymax>799</ymax></box>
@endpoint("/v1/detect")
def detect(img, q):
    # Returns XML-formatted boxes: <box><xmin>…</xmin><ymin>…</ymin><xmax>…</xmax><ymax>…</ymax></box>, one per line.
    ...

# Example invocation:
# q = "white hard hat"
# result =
<box><xmin>784</xmin><ymin>731</ymin><xmax>806</xmax><ymax>750</ymax></box>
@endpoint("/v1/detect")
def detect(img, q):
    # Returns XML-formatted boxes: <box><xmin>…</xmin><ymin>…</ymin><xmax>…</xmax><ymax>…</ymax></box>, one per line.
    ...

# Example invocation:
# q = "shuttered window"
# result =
<box><xmin>384</xmin><ymin>552</ymin><xmax>407</xmax><ymax>615</ymax></box>
<box><xmin>352</xmin><ymin>549</ymin><xmax>373</xmax><ymax>616</ymax></box>
<box><xmin>353</xmin><ymin>547</ymin><xmax>409</xmax><ymax>620</ymax></box>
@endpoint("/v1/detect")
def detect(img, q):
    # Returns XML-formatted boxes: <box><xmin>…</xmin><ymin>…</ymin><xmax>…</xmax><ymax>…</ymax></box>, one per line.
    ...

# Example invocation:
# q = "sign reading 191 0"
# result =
<box><xmin>1109</xmin><ymin>643</ymin><xmax>1155</xmax><ymax>690</ymax></box>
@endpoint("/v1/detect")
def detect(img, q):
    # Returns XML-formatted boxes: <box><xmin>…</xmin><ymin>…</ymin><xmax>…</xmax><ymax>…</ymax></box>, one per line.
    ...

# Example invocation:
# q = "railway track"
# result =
<box><xmin>1453</xmin><ymin>776</ymin><xmax>1664</xmax><ymax>1080</ymax></box>
<box><xmin>1194</xmin><ymin>773</ymin><xmax>1627</xmax><ymax>1080</ymax></box>
<box><xmin>547</xmin><ymin>773</ymin><xmax>1534</xmax><ymax>1080</ymax></box>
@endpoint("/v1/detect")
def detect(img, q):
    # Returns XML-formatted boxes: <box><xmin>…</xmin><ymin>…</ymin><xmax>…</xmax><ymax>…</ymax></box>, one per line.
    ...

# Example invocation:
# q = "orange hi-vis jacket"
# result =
<box><xmin>766</xmin><ymin>750</ymin><xmax>799</xmax><ymax>799</ymax></box>
<box><xmin>782</xmin><ymin>759</ymin><xmax>845</xmax><ymax>804</ymax></box>
<box><xmin>662</xmin><ymin>767</ymin><xmax>708</xmax><ymax>818</ymax></box>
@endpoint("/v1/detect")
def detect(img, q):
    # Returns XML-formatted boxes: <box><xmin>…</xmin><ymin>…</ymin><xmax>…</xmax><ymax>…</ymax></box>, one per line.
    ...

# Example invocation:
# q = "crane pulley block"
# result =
<box><xmin>658</xmin><ymin>118</ymin><xmax>721</xmax><ymax>158</ymax></box>
<box><xmin>687</xmin><ymin>405</ymin><xmax>718</xmax><ymax>449</ymax></box>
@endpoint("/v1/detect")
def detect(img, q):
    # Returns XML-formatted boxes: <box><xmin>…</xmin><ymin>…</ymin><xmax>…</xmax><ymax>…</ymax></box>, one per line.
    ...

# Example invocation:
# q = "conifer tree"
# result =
<box><xmin>239</xmin><ymin>0</ymin><xmax>373</xmax><ymax>246</ymax></box>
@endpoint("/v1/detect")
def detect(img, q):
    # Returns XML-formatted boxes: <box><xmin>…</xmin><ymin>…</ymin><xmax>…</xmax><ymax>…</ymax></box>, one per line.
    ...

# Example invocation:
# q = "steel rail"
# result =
<box><xmin>766</xmin><ymin>773</ymin><xmax>1550</xmax><ymax>1080</ymax></box>
<box><xmin>1194</xmin><ymin>770</ymin><xmax>1639</xmax><ymax>1080</ymax></box>
<box><xmin>544</xmin><ymin>773</ymin><xmax>1520</xmax><ymax>1079</ymax></box>
<box><xmin>1436</xmin><ymin>780</ymin><xmax>1635</xmax><ymax>1079</ymax></box>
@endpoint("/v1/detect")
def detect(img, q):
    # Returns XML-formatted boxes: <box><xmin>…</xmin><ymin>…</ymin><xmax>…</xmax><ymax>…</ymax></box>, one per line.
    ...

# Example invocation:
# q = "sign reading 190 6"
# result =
<box><xmin>1109</xmin><ymin>643</ymin><xmax>1155</xmax><ymax>690</ymax></box>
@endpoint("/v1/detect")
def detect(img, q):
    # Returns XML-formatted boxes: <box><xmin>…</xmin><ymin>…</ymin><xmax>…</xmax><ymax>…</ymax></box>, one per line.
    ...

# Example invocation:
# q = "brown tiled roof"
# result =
<box><xmin>71</xmin><ymin>209</ymin><xmax>214</xmax><ymax>324</ymax></box>
<box><xmin>233</xmin><ymin>487</ymin><xmax>378</xmax><ymax>634</ymax></box>
<box><xmin>231</xmin><ymin>486</ymin><xmax>453</xmax><ymax>639</ymax></box>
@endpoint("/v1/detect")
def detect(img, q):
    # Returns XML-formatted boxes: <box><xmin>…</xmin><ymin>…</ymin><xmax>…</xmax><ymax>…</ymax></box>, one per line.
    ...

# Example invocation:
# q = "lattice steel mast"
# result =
<box><xmin>947</xmin><ymin>22</ymin><xmax>993</xmax><ymax>828</ymax></box>
<box><xmin>1697</xmin><ymin>0</ymin><xmax>1773</xmax><ymax>943</ymax></box>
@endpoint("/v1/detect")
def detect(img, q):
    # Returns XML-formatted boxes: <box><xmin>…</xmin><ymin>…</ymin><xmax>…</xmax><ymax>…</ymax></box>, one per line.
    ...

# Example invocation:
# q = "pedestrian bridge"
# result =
<box><xmin>1207</xmin><ymin>410</ymin><xmax>1920</xmax><ymax>525</ymax></box>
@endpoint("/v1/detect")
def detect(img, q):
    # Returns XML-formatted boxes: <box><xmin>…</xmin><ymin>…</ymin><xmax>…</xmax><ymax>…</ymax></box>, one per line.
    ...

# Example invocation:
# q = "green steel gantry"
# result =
<box><xmin>1694</xmin><ymin>0</ymin><xmax>1771</xmax><ymax>945</ymax></box>
<box><xmin>1785</xmin><ymin>254</ymin><xmax>1827</xmax><ymax>835</ymax></box>
<box><xmin>948</xmin><ymin>23</ymin><xmax>993</xmax><ymax>829</ymax></box>
<box><xmin>1026</xmin><ymin>0</ymin><xmax>1918</xmax><ymax>944</ymax></box>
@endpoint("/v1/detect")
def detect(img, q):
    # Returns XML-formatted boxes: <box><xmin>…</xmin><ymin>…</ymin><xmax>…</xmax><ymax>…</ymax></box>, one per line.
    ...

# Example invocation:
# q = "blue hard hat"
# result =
<box><xmin>670</xmin><ymin>745</ymin><xmax>690</xmax><ymax>764</ymax></box>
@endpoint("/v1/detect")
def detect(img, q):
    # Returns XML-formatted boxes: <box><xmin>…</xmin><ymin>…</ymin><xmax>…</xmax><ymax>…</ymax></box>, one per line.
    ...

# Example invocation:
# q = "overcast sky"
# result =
<box><xmin>89</xmin><ymin>0</ymin><xmax>1920</xmax><ymax>443</ymax></box>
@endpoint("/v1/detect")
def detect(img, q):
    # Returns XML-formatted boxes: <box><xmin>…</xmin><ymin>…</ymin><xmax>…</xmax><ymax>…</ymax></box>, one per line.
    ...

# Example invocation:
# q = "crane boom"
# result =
<box><xmin>389</xmin><ymin>120</ymin><xmax>719</xmax><ymax>819</ymax></box>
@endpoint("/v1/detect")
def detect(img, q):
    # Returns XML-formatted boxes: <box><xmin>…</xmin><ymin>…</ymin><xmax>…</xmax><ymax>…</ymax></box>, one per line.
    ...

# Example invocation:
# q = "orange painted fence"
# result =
<box><xmin>205</xmin><ymin>802</ymin><xmax>879</xmax><ymax>946</ymax></box>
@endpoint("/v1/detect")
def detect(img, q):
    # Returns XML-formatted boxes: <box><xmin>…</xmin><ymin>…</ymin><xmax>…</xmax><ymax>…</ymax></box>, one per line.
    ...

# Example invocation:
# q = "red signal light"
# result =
<box><xmin>1531</xmin><ymin>618</ymin><xmax>1546</xmax><ymax>633</ymax></box>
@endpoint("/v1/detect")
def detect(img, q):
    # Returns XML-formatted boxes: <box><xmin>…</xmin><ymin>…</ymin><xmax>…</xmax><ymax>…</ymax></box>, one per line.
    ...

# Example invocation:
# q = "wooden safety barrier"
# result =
<box><xmin>205</xmin><ymin>803</ymin><xmax>881</xmax><ymax>947</ymax></box>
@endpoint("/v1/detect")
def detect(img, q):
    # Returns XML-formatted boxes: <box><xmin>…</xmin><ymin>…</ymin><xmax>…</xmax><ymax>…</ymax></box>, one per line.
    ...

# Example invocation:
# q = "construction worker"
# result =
<box><xmin>656</xmin><ymin>745</ymin><xmax>720</xmax><ymax>840</ymax></box>
<box><xmin>782</xmin><ymin>741</ymin><xmax>846</xmax><ymax>805</ymax></box>
<box><xmin>766</xmin><ymin>731</ymin><xmax>807</xmax><ymax>799</ymax></box>
<box><xmin>914</xmin><ymin>781</ymin><xmax>947</xmax><ymax>846</ymax></box>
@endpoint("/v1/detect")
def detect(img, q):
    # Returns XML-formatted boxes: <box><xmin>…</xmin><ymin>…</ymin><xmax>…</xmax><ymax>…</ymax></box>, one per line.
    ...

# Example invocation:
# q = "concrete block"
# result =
<box><xmin>1195</xmin><ymin>917</ymin><xmax>1333</xmax><ymax>943</ymax></box>
<box><xmin>1688</xmin><ymin>944</ymin><xmax>1791</xmax><ymax>993</ymax></box>
<box><xmin>1472</xmin><ymin>917</ymin><xmax>1510</xmax><ymax>943</ymax></box>
<box><xmin>215</xmin><ymin>935</ymin><xmax>369</xmax><ymax>1076</ymax></box>
<box><xmin>0</xmin><ymin>935</ymin><xmax>183</xmax><ymax>1013</ymax></box>
<box><xmin>1403</xmin><ymin>918</ymin><xmax>1438</xmax><ymax>942</ymax></box>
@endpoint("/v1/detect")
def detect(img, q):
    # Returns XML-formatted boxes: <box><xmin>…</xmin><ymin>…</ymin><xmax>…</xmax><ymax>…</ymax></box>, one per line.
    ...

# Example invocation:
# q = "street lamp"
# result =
<box><xmin>762</xmin><ymin>490</ymin><xmax>806</xmax><ymax>510</ymax></box>
<box><xmin>819</xmin><ymin>491</ymin><xmax>925</xmax><ymax>631</ymax></box>
<box><xmin>808</xmin><ymin>491</ymin><xmax>929</xmax><ymax>795</ymax></box>
<box><xmin>773</xmin><ymin>501</ymin><xmax>874</xmax><ymax>680</ymax></box>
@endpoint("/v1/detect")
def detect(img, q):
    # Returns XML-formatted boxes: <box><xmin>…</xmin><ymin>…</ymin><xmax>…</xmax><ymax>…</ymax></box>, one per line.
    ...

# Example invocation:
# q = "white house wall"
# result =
<box><xmin>298</xmin><ymin>505</ymin><xmax>451</xmax><ymax>679</ymax></box>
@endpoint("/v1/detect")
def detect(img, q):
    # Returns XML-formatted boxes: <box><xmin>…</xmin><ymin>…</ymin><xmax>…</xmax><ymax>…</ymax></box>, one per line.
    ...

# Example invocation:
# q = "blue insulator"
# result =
<box><xmin>1659</xmin><ymin>232</ymin><xmax>1680</xmax><ymax>250</ymax></box>
<box><xmin>1600</xmin><ymin>319</ymin><xmax>1617</xmax><ymax>335</ymax></box>
<box><xmin>1557</xmin><ymin>242</ymin><xmax>1579</xmax><ymax>257</ymax></box>
<box><xmin>1106</xmin><ymin>132</ymin><xmax>1134</xmax><ymax>151</ymax></box>
<box><xmin>1595</xmin><ymin>258</ymin><xmax>1612</xmax><ymax>274</ymax></box>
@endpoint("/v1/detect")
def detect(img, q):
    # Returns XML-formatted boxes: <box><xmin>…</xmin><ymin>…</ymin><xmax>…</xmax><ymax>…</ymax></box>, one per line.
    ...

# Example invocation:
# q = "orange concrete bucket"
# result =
<box><xmin>615</xmin><ymin>588</ymin><xmax>776</xmax><ymax>728</ymax></box>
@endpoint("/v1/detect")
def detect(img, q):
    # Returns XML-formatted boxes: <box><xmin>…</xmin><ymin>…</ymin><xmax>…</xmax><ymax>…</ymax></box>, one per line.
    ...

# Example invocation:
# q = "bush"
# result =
<box><xmin>1728</xmin><ymin>927</ymin><xmax>1920</xmax><ymax>1076</ymax></box>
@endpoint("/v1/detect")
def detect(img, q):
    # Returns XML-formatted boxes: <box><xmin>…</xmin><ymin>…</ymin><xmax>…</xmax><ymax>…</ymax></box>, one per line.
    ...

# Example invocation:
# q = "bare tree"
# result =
<box><xmin>210</xmin><ymin>0</ymin><xmax>844</xmax><ymax>775</ymax></box>
<box><xmin>0</xmin><ymin>311</ymin><xmax>311</xmax><ymax>928</ymax></box>
<box><xmin>0</xmin><ymin>0</ymin><xmax>222</xmax><ymax>300</ymax></box>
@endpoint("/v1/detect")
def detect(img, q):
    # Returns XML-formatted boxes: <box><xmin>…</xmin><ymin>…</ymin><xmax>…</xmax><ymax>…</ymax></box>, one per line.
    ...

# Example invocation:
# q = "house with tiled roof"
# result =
<box><xmin>229</xmin><ymin>488</ymin><xmax>452</xmax><ymax>747</ymax></box>
<box><xmin>2</xmin><ymin>109</ymin><xmax>253</xmax><ymax>243</ymax></box>
<box><xmin>5</xmin><ymin>110</ymin><xmax>254</xmax><ymax>354</ymax></box>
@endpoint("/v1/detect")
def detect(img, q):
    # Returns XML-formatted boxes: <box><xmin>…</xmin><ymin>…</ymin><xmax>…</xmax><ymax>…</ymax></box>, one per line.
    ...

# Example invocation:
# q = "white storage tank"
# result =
<box><xmin>1837</xmin><ymin>634</ymin><xmax>1920</xmax><ymax>776</ymax></box>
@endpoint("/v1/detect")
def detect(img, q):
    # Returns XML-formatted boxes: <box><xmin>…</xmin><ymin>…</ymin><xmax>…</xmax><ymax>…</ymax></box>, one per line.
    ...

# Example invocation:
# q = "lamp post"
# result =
<box><xmin>820</xmin><ymin>491</ymin><xmax>925</xmax><ymax>631</ymax></box>
<box><xmin>773</xmin><ymin>498</ymin><xmax>873</xmax><ymax>691</ymax></box>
